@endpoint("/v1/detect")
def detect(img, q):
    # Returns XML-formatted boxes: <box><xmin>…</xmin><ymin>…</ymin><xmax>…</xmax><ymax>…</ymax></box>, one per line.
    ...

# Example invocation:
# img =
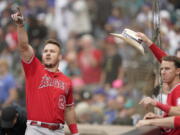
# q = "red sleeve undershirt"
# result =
<box><xmin>149</xmin><ymin>43</ymin><xmax>167</xmax><ymax>63</ymax></box>
<box><xmin>174</xmin><ymin>116</ymin><xmax>180</xmax><ymax>128</ymax></box>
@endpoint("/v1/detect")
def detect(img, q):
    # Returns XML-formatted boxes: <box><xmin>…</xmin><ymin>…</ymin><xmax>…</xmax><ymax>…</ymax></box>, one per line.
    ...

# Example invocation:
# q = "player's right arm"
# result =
<box><xmin>136</xmin><ymin>116</ymin><xmax>175</xmax><ymax>128</ymax></box>
<box><xmin>11</xmin><ymin>8</ymin><xmax>34</xmax><ymax>63</ymax></box>
<box><xmin>137</xmin><ymin>32</ymin><xmax>167</xmax><ymax>63</ymax></box>
<box><xmin>139</xmin><ymin>97</ymin><xmax>180</xmax><ymax>116</ymax></box>
<box><xmin>137</xmin><ymin>116</ymin><xmax>180</xmax><ymax>128</ymax></box>
<box><xmin>168</xmin><ymin>106</ymin><xmax>180</xmax><ymax>116</ymax></box>
<box><xmin>143</xmin><ymin>112</ymin><xmax>162</xmax><ymax>120</ymax></box>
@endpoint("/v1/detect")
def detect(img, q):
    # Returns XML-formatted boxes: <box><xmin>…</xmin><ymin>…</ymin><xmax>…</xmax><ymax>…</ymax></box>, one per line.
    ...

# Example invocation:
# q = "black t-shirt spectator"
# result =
<box><xmin>0</xmin><ymin>105</ymin><xmax>27</xmax><ymax>135</ymax></box>
<box><xmin>103</xmin><ymin>53</ymin><xmax>122</xmax><ymax>84</ymax></box>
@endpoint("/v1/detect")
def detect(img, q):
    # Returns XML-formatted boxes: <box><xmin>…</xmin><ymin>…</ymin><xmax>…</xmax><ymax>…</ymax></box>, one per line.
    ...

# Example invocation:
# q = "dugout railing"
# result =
<box><xmin>120</xmin><ymin>126</ymin><xmax>161</xmax><ymax>135</ymax></box>
<box><xmin>65</xmin><ymin>124</ymin><xmax>161</xmax><ymax>135</ymax></box>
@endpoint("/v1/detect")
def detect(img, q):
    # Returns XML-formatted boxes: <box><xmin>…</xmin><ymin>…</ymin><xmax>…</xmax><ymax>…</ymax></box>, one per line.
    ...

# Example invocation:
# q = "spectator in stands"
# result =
<box><xmin>71</xmin><ymin>0</ymin><xmax>92</xmax><ymax>36</ymax></box>
<box><xmin>101</xmin><ymin>35</ymin><xmax>123</xmax><ymax>87</ymax></box>
<box><xmin>63</xmin><ymin>38</ymin><xmax>80</xmax><ymax>77</ymax></box>
<box><xmin>0</xmin><ymin>8</ymin><xmax>12</xmax><ymax>27</ymax></box>
<box><xmin>0</xmin><ymin>59</ymin><xmax>18</xmax><ymax>108</ymax></box>
<box><xmin>113</xmin><ymin>94</ymin><xmax>134</xmax><ymax>125</ymax></box>
<box><xmin>0</xmin><ymin>105</ymin><xmax>27</xmax><ymax>135</ymax></box>
<box><xmin>135</xmin><ymin>2</ymin><xmax>152</xmax><ymax>31</ymax></box>
<box><xmin>175</xmin><ymin>48</ymin><xmax>180</xmax><ymax>58</ymax></box>
<box><xmin>77</xmin><ymin>34</ymin><xmax>103</xmax><ymax>88</ymax></box>
<box><xmin>75</xmin><ymin>102</ymin><xmax>92</xmax><ymax>124</ymax></box>
<box><xmin>106</xmin><ymin>7</ymin><xmax>124</xmax><ymax>33</ymax></box>
<box><xmin>104</xmin><ymin>97</ymin><xmax>118</xmax><ymax>124</ymax></box>
<box><xmin>27</xmin><ymin>14</ymin><xmax>47</xmax><ymax>59</ymax></box>
<box><xmin>0</xmin><ymin>27</ymin><xmax>7</xmax><ymax>54</ymax></box>
<box><xmin>5</xmin><ymin>21</ymin><xmax>18</xmax><ymax>52</ymax></box>
<box><xmin>54</xmin><ymin>0</ymin><xmax>74</xmax><ymax>43</ymax></box>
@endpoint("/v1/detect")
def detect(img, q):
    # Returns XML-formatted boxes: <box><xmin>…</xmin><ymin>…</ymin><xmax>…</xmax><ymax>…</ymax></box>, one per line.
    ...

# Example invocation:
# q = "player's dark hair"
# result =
<box><xmin>44</xmin><ymin>39</ymin><xmax>62</xmax><ymax>50</ymax></box>
<box><xmin>162</xmin><ymin>56</ymin><xmax>180</xmax><ymax>68</ymax></box>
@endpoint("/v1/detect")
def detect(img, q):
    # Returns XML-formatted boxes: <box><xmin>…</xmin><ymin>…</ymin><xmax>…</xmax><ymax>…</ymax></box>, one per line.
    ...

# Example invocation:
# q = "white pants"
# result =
<box><xmin>25</xmin><ymin>122</ymin><xmax>65</xmax><ymax>135</ymax></box>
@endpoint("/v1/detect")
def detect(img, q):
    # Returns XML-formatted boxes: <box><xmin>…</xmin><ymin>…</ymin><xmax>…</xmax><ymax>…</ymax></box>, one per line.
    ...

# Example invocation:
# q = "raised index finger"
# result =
<box><xmin>17</xmin><ymin>7</ymin><xmax>22</xmax><ymax>15</ymax></box>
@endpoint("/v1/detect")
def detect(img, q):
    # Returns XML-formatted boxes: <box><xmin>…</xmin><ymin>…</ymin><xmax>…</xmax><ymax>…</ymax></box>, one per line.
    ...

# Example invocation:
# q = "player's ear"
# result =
<box><xmin>176</xmin><ymin>68</ymin><xmax>180</xmax><ymax>76</ymax></box>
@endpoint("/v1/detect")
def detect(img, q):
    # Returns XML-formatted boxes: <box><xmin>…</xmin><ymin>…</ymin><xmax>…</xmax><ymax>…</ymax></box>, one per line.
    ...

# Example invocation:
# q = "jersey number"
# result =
<box><xmin>58</xmin><ymin>95</ymin><xmax>66</xmax><ymax>109</ymax></box>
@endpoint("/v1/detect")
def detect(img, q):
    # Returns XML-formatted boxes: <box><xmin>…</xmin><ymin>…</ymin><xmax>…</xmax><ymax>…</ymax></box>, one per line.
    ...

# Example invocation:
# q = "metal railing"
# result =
<box><xmin>120</xmin><ymin>126</ymin><xmax>161</xmax><ymax>135</ymax></box>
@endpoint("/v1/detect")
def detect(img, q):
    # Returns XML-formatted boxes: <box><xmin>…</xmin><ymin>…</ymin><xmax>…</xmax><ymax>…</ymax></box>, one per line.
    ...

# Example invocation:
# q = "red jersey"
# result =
<box><xmin>162</xmin><ymin>129</ymin><xmax>180</xmax><ymax>135</ymax></box>
<box><xmin>174</xmin><ymin>116</ymin><xmax>180</xmax><ymax>128</ymax></box>
<box><xmin>78</xmin><ymin>49</ymin><xmax>102</xmax><ymax>84</ymax></box>
<box><xmin>161</xmin><ymin>84</ymin><xmax>180</xmax><ymax>135</ymax></box>
<box><xmin>162</xmin><ymin>84</ymin><xmax>180</xmax><ymax>118</ymax></box>
<box><xmin>167</xmin><ymin>84</ymin><xmax>180</xmax><ymax>107</ymax></box>
<box><xmin>22</xmin><ymin>56</ymin><xmax>74</xmax><ymax>123</ymax></box>
<box><xmin>161</xmin><ymin>116</ymin><xmax>180</xmax><ymax>135</ymax></box>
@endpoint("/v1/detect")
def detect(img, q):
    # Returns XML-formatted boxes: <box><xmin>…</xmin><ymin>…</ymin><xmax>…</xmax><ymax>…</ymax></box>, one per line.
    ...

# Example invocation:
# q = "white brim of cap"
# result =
<box><xmin>110</xmin><ymin>33</ymin><xmax>145</xmax><ymax>55</ymax></box>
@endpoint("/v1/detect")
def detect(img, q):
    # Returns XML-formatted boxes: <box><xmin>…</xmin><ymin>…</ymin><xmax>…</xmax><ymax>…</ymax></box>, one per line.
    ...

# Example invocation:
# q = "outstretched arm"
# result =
<box><xmin>136</xmin><ymin>116</ymin><xmax>175</xmax><ymax>128</ymax></box>
<box><xmin>139</xmin><ymin>97</ymin><xmax>170</xmax><ymax>113</ymax></box>
<box><xmin>139</xmin><ymin>97</ymin><xmax>180</xmax><ymax>116</ymax></box>
<box><xmin>11</xmin><ymin>8</ymin><xmax>34</xmax><ymax>63</ymax></box>
<box><xmin>168</xmin><ymin>107</ymin><xmax>180</xmax><ymax>116</ymax></box>
<box><xmin>137</xmin><ymin>32</ymin><xmax>167</xmax><ymax>63</ymax></box>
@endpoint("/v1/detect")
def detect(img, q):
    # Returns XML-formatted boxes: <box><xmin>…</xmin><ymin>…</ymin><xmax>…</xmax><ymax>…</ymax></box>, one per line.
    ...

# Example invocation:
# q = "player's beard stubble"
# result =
<box><xmin>44</xmin><ymin>63</ymin><xmax>55</xmax><ymax>68</ymax></box>
<box><xmin>43</xmin><ymin>60</ymin><xmax>59</xmax><ymax>69</ymax></box>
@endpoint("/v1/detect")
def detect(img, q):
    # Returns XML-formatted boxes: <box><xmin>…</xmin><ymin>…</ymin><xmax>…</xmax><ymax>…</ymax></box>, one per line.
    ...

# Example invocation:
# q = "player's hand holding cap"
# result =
<box><xmin>11</xmin><ymin>7</ymin><xmax>24</xmax><ymax>26</ymax></box>
<box><xmin>110</xmin><ymin>28</ymin><xmax>145</xmax><ymax>55</ymax></box>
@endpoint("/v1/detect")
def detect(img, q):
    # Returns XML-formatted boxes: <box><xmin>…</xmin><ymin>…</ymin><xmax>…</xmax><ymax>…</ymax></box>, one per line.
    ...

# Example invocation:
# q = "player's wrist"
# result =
<box><xmin>153</xmin><ymin>100</ymin><xmax>158</xmax><ymax>106</ymax></box>
<box><xmin>146</xmin><ymin>39</ymin><xmax>153</xmax><ymax>47</ymax></box>
<box><xmin>68</xmin><ymin>123</ymin><xmax>78</xmax><ymax>134</ymax></box>
<box><xmin>156</xmin><ymin>102</ymin><xmax>171</xmax><ymax>113</ymax></box>
<box><xmin>155</xmin><ymin>101</ymin><xmax>161</xmax><ymax>107</ymax></box>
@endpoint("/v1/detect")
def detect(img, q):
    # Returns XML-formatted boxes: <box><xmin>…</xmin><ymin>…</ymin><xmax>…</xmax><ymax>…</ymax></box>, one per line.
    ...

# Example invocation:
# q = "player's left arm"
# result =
<box><xmin>139</xmin><ymin>97</ymin><xmax>171</xmax><ymax>114</ymax></box>
<box><xmin>168</xmin><ymin>106</ymin><xmax>180</xmax><ymax>116</ymax></box>
<box><xmin>139</xmin><ymin>98</ymin><xmax>180</xmax><ymax>116</ymax></box>
<box><xmin>136</xmin><ymin>116</ymin><xmax>175</xmax><ymax>128</ymax></box>
<box><xmin>65</xmin><ymin>106</ymin><xmax>79</xmax><ymax>135</ymax></box>
<box><xmin>166</xmin><ymin>91</ymin><xmax>180</xmax><ymax>116</ymax></box>
<box><xmin>65</xmin><ymin>81</ymin><xmax>79</xmax><ymax>135</ymax></box>
<box><xmin>136</xmin><ymin>32</ymin><xmax>167</xmax><ymax>62</ymax></box>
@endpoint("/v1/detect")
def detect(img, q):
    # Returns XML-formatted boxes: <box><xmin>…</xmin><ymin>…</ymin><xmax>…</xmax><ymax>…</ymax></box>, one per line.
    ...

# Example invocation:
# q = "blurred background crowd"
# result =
<box><xmin>0</xmin><ymin>0</ymin><xmax>180</xmax><ymax>126</ymax></box>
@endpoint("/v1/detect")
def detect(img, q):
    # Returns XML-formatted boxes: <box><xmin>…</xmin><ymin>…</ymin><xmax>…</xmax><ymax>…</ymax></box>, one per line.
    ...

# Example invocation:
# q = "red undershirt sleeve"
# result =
<box><xmin>149</xmin><ymin>43</ymin><xmax>167</xmax><ymax>63</ymax></box>
<box><xmin>174</xmin><ymin>116</ymin><xmax>180</xmax><ymax>128</ymax></box>
<box><xmin>156</xmin><ymin>102</ymin><xmax>171</xmax><ymax>113</ymax></box>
